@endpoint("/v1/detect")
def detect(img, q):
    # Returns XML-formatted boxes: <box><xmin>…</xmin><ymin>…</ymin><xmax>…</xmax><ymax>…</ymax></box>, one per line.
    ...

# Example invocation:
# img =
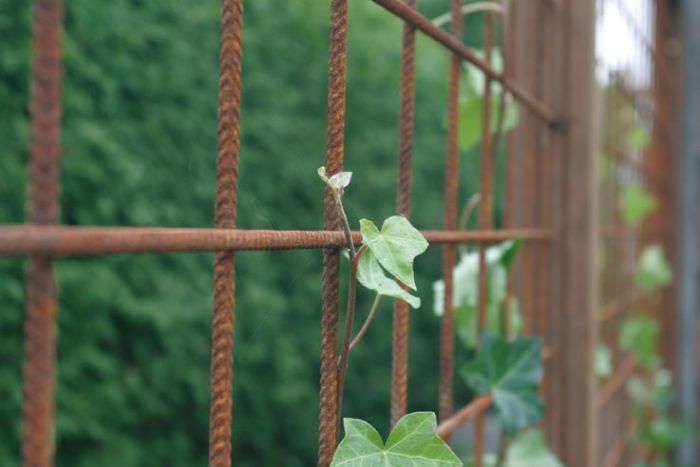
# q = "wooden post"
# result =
<box><xmin>550</xmin><ymin>0</ymin><xmax>599</xmax><ymax>465</ymax></box>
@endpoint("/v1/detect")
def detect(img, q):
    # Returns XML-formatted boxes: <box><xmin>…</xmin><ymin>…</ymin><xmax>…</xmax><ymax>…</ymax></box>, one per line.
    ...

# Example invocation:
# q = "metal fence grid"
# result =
<box><xmin>0</xmin><ymin>0</ymin><xmax>683</xmax><ymax>466</ymax></box>
<box><xmin>593</xmin><ymin>1</ymin><xmax>681</xmax><ymax>466</ymax></box>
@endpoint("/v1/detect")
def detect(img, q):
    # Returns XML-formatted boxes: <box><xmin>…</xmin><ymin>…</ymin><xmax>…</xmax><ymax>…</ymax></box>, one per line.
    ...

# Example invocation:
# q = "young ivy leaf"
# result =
<box><xmin>620</xmin><ymin>183</ymin><xmax>657</xmax><ymax>224</ymax></box>
<box><xmin>501</xmin><ymin>429</ymin><xmax>564</xmax><ymax>467</ymax></box>
<box><xmin>433</xmin><ymin>240</ymin><xmax>524</xmax><ymax>348</ymax></box>
<box><xmin>635</xmin><ymin>244</ymin><xmax>672</xmax><ymax>293</ymax></box>
<box><xmin>360</xmin><ymin>216</ymin><xmax>429</xmax><ymax>290</ymax></box>
<box><xmin>619</xmin><ymin>314</ymin><xmax>659</xmax><ymax>370</ymax></box>
<box><xmin>317</xmin><ymin>166</ymin><xmax>352</xmax><ymax>192</ymax></box>
<box><xmin>465</xmin><ymin>429</ymin><xmax>563</xmax><ymax>467</ymax></box>
<box><xmin>596</xmin><ymin>344</ymin><xmax>613</xmax><ymax>380</ymax></box>
<box><xmin>627</xmin><ymin>123</ymin><xmax>651</xmax><ymax>151</ymax></box>
<box><xmin>330</xmin><ymin>412</ymin><xmax>461</xmax><ymax>467</ymax></box>
<box><xmin>357</xmin><ymin>251</ymin><xmax>420</xmax><ymax>308</ymax></box>
<box><xmin>461</xmin><ymin>332</ymin><xmax>544</xmax><ymax>435</ymax></box>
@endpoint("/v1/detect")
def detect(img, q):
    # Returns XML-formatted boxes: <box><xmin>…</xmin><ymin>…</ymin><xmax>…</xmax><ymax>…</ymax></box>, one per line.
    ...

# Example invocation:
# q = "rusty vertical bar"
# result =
<box><xmin>552</xmin><ymin>0</ymin><xmax>599</xmax><ymax>464</ymax></box>
<box><xmin>22</xmin><ymin>0</ymin><xmax>64</xmax><ymax>465</ymax></box>
<box><xmin>390</xmin><ymin>0</ymin><xmax>417</xmax><ymax>429</ymax></box>
<box><xmin>438</xmin><ymin>0</ymin><xmax>462</xmax><ymax>433</ymax></box>
<box><xmin>209</xmin><ymin>1</ymin><xmax>243</xmax><ymax>466</ymax></box>
<box><xmin>474</xmin><ymin>11</ymin><xmax>495</xmax><ymax>467</ymax></box>
<box><xmin>318</xmin><ymin>1</ymin><xmax>348</xmax><ymax>465</ymax></box>
<box><xmin>544</xmin><ymin>0</ymin><xmax>566</xmax><ymax>453</ymax></box>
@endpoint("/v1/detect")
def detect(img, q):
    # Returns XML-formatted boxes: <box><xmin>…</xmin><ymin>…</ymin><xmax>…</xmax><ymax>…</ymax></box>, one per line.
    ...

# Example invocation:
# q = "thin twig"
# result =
<box><xmin>334</xmin><ymin>190</ymin><xmax>357</xmax><ymax>259</ymax></box>
<box><xmin>432</xmin><ymin>2</ymin><xmax>505</xmax><ymax>28</ymax></box>
<box><xmin>348</xmin><ymin>293</ymin><xmax>382</xmax><ymax>353</ymax></box>
<box><xmin>458</xmin><ymin>193</ymin><xmax>482</xmax><ymax>257</ymax></box>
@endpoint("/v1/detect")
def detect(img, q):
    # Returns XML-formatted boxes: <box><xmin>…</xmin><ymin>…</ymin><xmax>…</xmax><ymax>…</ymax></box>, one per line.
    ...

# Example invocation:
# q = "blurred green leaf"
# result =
<box><xmin>596</xmin><ymin>345</ymin><xmax>613</xmax><ymax>379</ymax></box>
<box><xmin>635</xmin><ymin>245</ymin><xmax>673</xmax><ymax>293</ymax></box>
<box><xmin>461</xmin><ymin>332</ymin><xmax>544</xmax><ymax>435</ymax></box>
<box><xmin>620</xmin><ymin>184</ymin><xmax>657</xmax><ymax>224</ymax></box>
<box><xmin>502</xmin><ymin>429</ymin><xmax>564</xmax><ymax>467</ymax></box>
<box><xmin>619</xmin><ymin>315</ymin><xmax>659</xmax><ymax>369</ymax></box>
<box><xmin>433</xmin><ymin>241</ymin><xmax>524</xmax><ymax>348</ymax></box>
<box><xmin>627</xmin><ymin>123</ymin><xmax>651</xmax><ymax>150</ymax></box>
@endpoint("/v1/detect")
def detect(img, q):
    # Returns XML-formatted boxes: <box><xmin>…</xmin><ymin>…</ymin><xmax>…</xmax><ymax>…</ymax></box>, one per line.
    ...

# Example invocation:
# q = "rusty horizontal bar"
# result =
<box><xmin>599</xmin><ymin>225</ymin><xmax>667</xmax><ymax>241</ymax></box>
<box><xmin>370</xmin><ymin>0</ymin><xmax>559</xmax><ymax>125</ymax></box>
<box><xmin>436</xmin><ymin>394</ymin><xmax>493</xmax><ymax>440</ymax></box>
<box><xmin>600</xmin><ymin>420</ymin><xmax>635</xmax><ymax>467</ymax></box>
<box><xmin>598</xmin><ymin>288</ymin><xmax>640</xmax><ymax>323</ymax></box>
<box><xmin>596</xmin><ymin>354</ymin><xmax>636</xmax><ymax>409</ymax></box>
<box><xmin>0</xmin><ymin>226</ymin><xmax>552</xmax><ymax>257</ymax></box>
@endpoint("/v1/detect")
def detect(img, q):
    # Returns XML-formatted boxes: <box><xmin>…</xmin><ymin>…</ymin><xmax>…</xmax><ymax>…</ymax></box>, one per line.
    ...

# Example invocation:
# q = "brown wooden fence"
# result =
<box><xmin>1</xmin><ymin>0</ymin><xmax>684</xmax><ymax>466</ymax></box>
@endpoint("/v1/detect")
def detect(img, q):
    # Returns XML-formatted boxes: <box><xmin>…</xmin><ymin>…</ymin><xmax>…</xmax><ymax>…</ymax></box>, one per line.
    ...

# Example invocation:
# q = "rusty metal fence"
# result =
<box><xmin>593</xmin><ymin>1</ymin><xmax>682</xmax><ymax>466</ymax></box>
<box><xmin>0</xmin><ymin>0</ymin><xmax>685</xmax><ymax>466</ymax></box>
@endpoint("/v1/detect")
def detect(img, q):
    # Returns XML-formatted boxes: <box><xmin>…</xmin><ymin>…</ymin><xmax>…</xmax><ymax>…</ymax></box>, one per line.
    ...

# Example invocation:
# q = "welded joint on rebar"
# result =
<box><xmin>549</xmin><ymin>115</ymin><xmax>567</xmax><ymax>132</ymax></box>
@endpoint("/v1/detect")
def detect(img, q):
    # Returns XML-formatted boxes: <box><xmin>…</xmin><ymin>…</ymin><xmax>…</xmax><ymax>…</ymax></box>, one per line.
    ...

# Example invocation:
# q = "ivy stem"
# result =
<box><xmin>457</xmin><ymin>193</ymin><xmax>482</xmax><ymax>257</ymax></box>
<box><xmin>495</xmin><ymin>438</ymin><xmax>509</xmax><ymax>467</ymax></box>
<box><xmin>432</xmin><ymin>2</ymin><xmax>505</xmax><ymax>28</ymax></box>
<box><xmin>333</xmin><ymin>189</ymin><xmax>356</xmax><ymax>259</ymax></box>
<box><xmin>348</xmin><ymin>293</ymin><xmax>382</xmax><ymax>353</ymax></box>
<box><xmin>336</xmin><ymin>242</ymin><xmax>365</xmax><ymax>431</ymax></box>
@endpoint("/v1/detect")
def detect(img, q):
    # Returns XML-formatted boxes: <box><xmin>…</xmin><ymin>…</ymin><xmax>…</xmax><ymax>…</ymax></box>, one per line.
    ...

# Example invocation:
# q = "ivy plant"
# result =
<box><xmin>319</xmin><ymin>168</ymin><xmax>458</xmax><ymax>466</ymax></box>
<box><xmin>466</xmin><ymin>429</ymin><xmax>563</xmax><ymax>467</ymax></box>
<box><xmin>433</xmin><ymin>240</ymin><xmax>524</xmax><ymax>349</ymax></box>
<box><xmin>626</xmin><ymin>369</ymin><xmax>694</xmax><ymax>465</ymax></box>
<box><xmin>619</xmin><ymin>314</ymin><xmax>660</xmax><ymax>370</ymax></box>
<box><xmin>635</xmin><ymin>245</ymin><xmax>673</xmax><ymax>293</ymax></box>
<box><xmin>458</xmin><ymin>48</ymin><xmax>520</xmax><ymax>152</ymax></box>
<box><xmin>461</xmin><ymin>331</ymin><xmax>544</xmax><ymax>435</ymax></box>
<box><xmin>619</xmin><ymin>183</ymin><xmax>658</xmax><ymax>225</ymax></box>
<box><xmin>331</xmin><ymin>413</ymin><xmax>461</xmax><ymax>466</ymax></box>
<box><xmin>596</xmin><ymin>344</ymin><xmax>613</xmax><ymax>380</ymax></box>
<box><xmin>627</xmin><ymin>122</ymin><xmax>651</xmax><ymax>151</ymax></box>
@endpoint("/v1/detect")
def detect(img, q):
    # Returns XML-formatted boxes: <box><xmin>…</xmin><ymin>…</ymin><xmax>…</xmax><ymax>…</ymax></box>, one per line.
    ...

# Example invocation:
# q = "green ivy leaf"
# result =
<box><xmin>502</xmin><ymin>429</ymin><xmax>564</xmax><ymax>467</ymax></box>
<box><xmin>461</xmin><ymin>332</ymin><xmax>544</xmax><ymax>435</ymax></box>
<box><xmin>357</xmin><ymin>250</ymin><xmax>420</xmax><ymax>308</ymax></box>
<box><xmin>620</xmin><ymin>184</ymin><xmax>657</xmax><ymax>224</ymax></box>
<box><xmin>360</xmin><ymin>216</ymin><xmax>429</xmax><ymax>290</ymax></box>
<box><xmin>457</xmin><ymin>94</ymin><xmax>519</xmax><ymax>152</ymax></box>
<box><xmin>330</xmin><ymin>412</ymin><xmax>461</xmax><ymax>466</ymax></box>
<box><xmin>635</xmin><ymin>245</ymin><xmax>672</xmax><ymax>293</ymax></box>
<box><xmin>317</xmin><ymin>166</ymin><xmax>352</xmax><ymax>191</ymax></box>
<box><xmin>596</xmin><ymin>345</ymin><xmax>613</xmax><ymax>379</ymax></box>
<box><xmin>433</xmin><ymin>241</ymin><xmax>524</xmax><ymax>348</ymax></box>
<box><xmin>627</xmin><ymin>123</ymin><xmax>651</xmax><ymax>151</ymax></box>
<box><xmin>619</xmin><ymin>314</ymin><xmax>659</xmax><ymax>369</ymax></box>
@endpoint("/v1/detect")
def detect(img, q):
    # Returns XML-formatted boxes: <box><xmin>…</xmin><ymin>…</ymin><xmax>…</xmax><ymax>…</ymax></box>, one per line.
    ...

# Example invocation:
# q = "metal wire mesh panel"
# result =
<box><xmin>594</xmin><ymin>0</ymin><xmax>680</xmax><ymax>465</ymax></box>
<box><xmin>0</xmin><ymin>0</ymin><xmax>683</xmax><ymax>466</ymax></box>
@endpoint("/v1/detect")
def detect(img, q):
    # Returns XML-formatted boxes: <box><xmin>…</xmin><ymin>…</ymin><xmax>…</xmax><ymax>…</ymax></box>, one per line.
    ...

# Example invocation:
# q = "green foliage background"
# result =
<box><xmin>0</xmin><ymin>1</ymin><xmax>493</xmax><ymax>465</ymax></box>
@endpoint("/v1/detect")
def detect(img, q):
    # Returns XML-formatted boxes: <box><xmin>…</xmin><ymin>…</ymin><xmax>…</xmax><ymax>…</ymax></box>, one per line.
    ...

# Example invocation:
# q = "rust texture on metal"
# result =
<box><xmin>209</xmin><ymin>1</ymin><xmax>244</xmax><ymax>465</ymax></box>
<box><xmin>390</xmin><ymin>0</ymin><xmax>416</xmax><ymax>429</ymax></box>
<box><xmin>438</xmin><ymin>0</ymin><xmax>462</xmax><ymax>434</ymax></box>
<box><xmin>371</xmin><ymin>0</ymin><xmax>559</xmax><ymax>125</ymax></box>
<box><xmin>318</xmin><ymin>0</ymin><xmax>348</xmax><ymax>464</ymax></box>
<box><xmin>0</xmin><ymin>226</ymin><xmax>552</xmax><ymax>257</ymax></box>
<box><xmin>22</xmin><ymin>0</ymin><xmax>64</xmax><ymax>465</ymax></box>
<box><xmin>436</xmin><ymin>394</ymin><xmax>493</xmax><ymax>441</ymax></box>
<box><xmin>474</xmin><ymin>11</ymin><xmax>495</xmax><ymax>467</ymax></box>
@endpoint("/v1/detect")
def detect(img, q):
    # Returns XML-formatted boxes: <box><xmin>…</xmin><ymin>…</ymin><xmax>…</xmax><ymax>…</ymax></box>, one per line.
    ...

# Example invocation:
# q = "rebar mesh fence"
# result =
<box><xmin>593</xmin><ymin>0</ymin><xmax>681</xmax><ymax>466</ymax></box>
<box><xmin>1</xmin><ymin>0</ymin><xmax>684</xmax><ymax>466</ymax></box>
